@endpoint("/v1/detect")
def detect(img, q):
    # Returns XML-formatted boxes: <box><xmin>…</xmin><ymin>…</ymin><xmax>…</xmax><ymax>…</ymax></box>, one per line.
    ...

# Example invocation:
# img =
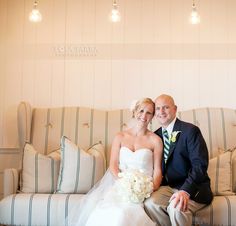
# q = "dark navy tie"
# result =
<box><xmin>163</xmin><ymin>129</ymin><xmax>170</xmax><ymax>163</ymax></box>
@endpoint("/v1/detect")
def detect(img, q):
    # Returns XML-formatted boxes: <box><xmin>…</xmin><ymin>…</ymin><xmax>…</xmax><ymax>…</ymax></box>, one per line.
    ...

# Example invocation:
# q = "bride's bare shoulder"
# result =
<box><xmin>114</xmin><ymin>130</ymin><xmax>128</xmax><ymax>140</ymax></box>
<box><xmin>148</xmin><ymin>131</ymin><xmax>162</xmax><ymax>143</ymax></box>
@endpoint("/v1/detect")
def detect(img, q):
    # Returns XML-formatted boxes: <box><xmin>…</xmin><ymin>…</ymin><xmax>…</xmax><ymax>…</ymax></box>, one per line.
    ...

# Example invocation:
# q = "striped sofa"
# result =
<box><xmin>0</xmin><ymin>102</ymin><xmax>236</xmax><ymax>226</ymax></box>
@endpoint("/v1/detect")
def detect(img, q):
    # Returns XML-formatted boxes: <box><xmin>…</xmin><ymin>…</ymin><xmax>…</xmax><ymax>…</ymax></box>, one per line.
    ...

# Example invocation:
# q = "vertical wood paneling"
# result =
<box><xmin>227</xmin><ymin>62</ymin><xmax>236</xmax><ymax>108</ymax></box>
<box><xmin>51</xmin><ymin>60</ymin><xmax>66</xmax><ymax>107</ymax></box>
<box><xmin>124</xmin><ymin>0</ymin><xmax>141</xmax><ymax>43</ymax></box>
<box><xmin>0</xmin><ymin>173</ymin><xmax>3</xmax><ymax>200</ymax></box>
<box><xmin>110</xmin><ymin>60</ymin><xmax>124</xmax><ymax>109</ymax></box>
<box><xmin>154</xmin><ymin>61</ymin><xmax>172</xmax><ymax>95</ymax></box>
<box><xmin>95</xmin><ymin>0</ymin><xmax>111</xmax><ymax>44</ymax></box>
<box><xmin>66</xmin><ymin>0</ymin><xmax>83</xmax><ymax>44</ymax></box>
<box><xmin>140</xmin><ymin>61</ymin><xmax>156</xmax><ymax>99</ymax></box>
<box><xmin>182</xmin><ymin>61</ymin><xmax>199</xmax><ymax>109</ymax></box>
<box><xmin>0</xmin><ymin>0</ymin><xmax>236</xmax><ymax>148</ymax></box>
<box><xmin>110</xmin><ymin>0</ymin><xmax>124</xmax><ymax>44</ymax></box>
<box><xmin>210</xmin><ymin>0</ymin><xmax>228</xmax><ymax>44</ymax></box>
<box><xmin>0</xmin><ymin>0</ymin><xmax>7</xmax><ymax>146</ymax></box>
<box><xmin>123</xmin><ymin>61</ymin><xmax>142</xmax><ymax>106</ymax></box>
<box><xmin>170</xmin><ymin>60</ymin><xmax>184</xmax><ymax>106</ymax></box>
<box><xmin>2</xmin><ymin>0</ymin><xmax>25</xmax><ymax>147</ymax></box>
<box><xmin>79</xmin><ymin>62</ymin><xmax>94</xmax><ymax>107</ymax></box>
<box><xmin>208</xmin><ymin>61</ymin><xmax>228</xmax><ymax>107</ymax></box>
<box><xmin>34</xmin><ymin>62</ymin><xmax>53</xmax><ymax>106</ymax></box>
<box><xmin>199</xmin><ymin>63</ymin><xmax>214</xmax><ymax>107</ymax></box>
<box><xmin>228</xmin><ymin>0</ymin><xmax>236</xmax><ymax>43</ymax></box>
<box><xmin>94</xmin><ymin>61</ymin><xmax>111</xmax><ymax>109</ymax></box>
<box><xmin>155</xmin><ymin>0</ymin><xmax>171</xmax><ymax>43</ymax></box>
<box><xmin>64</xmin><ymin>61</ymin><xmax>83</xmax><ymax>106</ymax></box>
<box><xmin>1</xmin><ymin>0</ymin><xmax>236</xmax><ymax>200</ymax></box>
<box><xmin>140</xmin><ymin>0</ymin><xmax>155</xmax><ymax>44</ymax></box>
<box><xmin>51</xmin><ymin>0</ymin><xmax>67</xmax><ymax>107</ymax></box>
<box><xmin>83</xmin><ymin>0</ymin><xmax>96</xmax><ymax>43</ymax></box>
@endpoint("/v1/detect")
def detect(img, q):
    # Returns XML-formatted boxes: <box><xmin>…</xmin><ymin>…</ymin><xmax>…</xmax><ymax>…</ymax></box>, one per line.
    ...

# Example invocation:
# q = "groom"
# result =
<box><xmin>144</xmin><ymin>94</ymin><xmax>213</xmax><ymax>226</ymax></box>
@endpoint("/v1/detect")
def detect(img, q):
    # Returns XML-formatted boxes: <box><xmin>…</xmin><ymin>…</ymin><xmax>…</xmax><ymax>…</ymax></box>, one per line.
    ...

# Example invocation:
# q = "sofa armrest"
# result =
<box><xmin>233</xmin><ymin>155</ymin><xmax>236</xmax><ymax>193</ymax></box>
<box><xmin>3</xmin><ymin>168</ymin><xmax>21</xmax><ymax>197</ymax></box>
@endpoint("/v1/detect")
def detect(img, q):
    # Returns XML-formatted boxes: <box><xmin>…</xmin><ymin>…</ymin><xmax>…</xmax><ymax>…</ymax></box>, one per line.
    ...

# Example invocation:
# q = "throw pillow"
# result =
<box><xmin>208</xmin><ymin>148</ymin><xmax>235</xmax><ymax>196</ymax></box>
<box><xmin>230</xmin><ymin>147</ymin><xmax>236</xmax><ymax>192</ymax></box>
<box><xmin>21</xmin><ymin>143</ymin><xmax>61</xmax><ymax>193</ymax></box>
<box><xmin>56</xmin><ymin>136</ymin><xmax>105</xmax><ymax>194</ymax></box>
<box><xmin>87</xmin><ymin>142</ymin><xmax>106</xmax><ymax>171</ymax></box>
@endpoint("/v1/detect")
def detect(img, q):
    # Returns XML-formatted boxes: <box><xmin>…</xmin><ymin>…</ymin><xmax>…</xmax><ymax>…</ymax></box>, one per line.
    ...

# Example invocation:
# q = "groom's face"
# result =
<box><xmin>155</xmin><ymin>96</ymin><xmax>177</xmax><ymax>128</ymax></box>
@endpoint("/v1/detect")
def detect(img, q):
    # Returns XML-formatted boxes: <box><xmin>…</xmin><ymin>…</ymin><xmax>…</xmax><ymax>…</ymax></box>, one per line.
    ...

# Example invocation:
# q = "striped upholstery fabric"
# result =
<box><xmin>174</xmin><ymin>108</ymin><xmax>236</xmax><ymax>159</ymax></box>
<box><xmin>3</xmin><ymin>168</ymin><xmax>19</xmax><ymax>197</ymax></box>
<box><xmin>0</xmin><ymin>193</ymin><xmax>84</xmax><ymax>226</ymax></box>
<box><xmin>0</xmin><ymin>103</ymin><xmax>236</xmax><ymax>226</ymax></box>
<box><xmin>19</xmin><ymin>104</ymin><xmax>132</xmax><ymax>167</ymax></box>
<box><xmin>193</xmin><ymin>196</ymin><xmax>236</xmax><ymax>226</ymax></box>
<box><xmin>56</xmin><ymin>136</ymin><xmax>105</xmax><ymax>194</ymax></box>
<box><xmin>21</xmin><ymin>143</ymin><xmax>60</xmax><ymax>193</ymax></box>
<box><xmin>233</xmin><ymin>151</ymin><xmax>236</xmax><ymax>192</ymax></box>
<box><xmin>18</xmin><ymin>104</ymin><xmax>236</xmax><ymax>162</ymax></box>
<box><xmin>208</xmin><ymin>150</ymin><xmax>235</xmax><ymax>195</ymax></box>
<box><xmin>1</xmin><ymin>195</ymin><xmax>236</xmax><ymax>226</ymax></box>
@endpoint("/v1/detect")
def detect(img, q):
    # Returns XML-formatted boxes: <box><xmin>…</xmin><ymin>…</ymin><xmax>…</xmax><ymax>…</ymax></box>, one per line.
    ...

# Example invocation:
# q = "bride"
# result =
<box><xmin>73</xmin><ymin>97</ymin><xmax>163</xmax><ymax>226</ymax></box>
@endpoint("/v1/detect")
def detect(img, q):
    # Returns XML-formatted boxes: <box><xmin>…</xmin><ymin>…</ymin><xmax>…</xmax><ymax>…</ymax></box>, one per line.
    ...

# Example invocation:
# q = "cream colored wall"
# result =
<box><xmin>0</xmin><ymin>0</ymin><xmax>236</xmax><ymax>199</ymax></box>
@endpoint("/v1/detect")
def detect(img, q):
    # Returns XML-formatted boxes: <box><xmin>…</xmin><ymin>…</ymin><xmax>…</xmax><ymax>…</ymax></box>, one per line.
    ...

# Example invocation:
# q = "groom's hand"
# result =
<box><xmin>169</xmin><ymin>190</ymin><xmax>190</xmax><ymax>212</ymax></box>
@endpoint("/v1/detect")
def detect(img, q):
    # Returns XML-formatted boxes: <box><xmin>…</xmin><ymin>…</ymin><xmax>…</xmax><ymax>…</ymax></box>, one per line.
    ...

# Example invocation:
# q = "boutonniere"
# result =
<box><xmin>170</xmin><ymin>131</ymin><xmax>181</xmax><ymax>143</ymax></box>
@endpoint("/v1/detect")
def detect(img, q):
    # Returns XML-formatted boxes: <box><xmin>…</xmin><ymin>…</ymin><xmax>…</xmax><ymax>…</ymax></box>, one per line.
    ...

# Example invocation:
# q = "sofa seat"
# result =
<box><xmin>1</xmin><ymin>194</ymin><xmax>236</xmax><ymax>226</ymax></box>
<box><xmin>194</xmin><ymin>196</ymin><xmax>236</xmax><ymax>226</ymax></box>
<box><xmin>0</xmin><ymin>193</ymin><xmax>84</xmax><ymax>226</ymax></box>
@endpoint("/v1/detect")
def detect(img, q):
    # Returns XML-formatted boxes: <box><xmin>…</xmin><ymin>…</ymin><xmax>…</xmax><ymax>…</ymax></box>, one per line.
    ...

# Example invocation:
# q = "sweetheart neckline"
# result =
<box><xmin>120</xmin><ymin>146</ymin><xmax>153</xmax><ymax>153</ymax></box>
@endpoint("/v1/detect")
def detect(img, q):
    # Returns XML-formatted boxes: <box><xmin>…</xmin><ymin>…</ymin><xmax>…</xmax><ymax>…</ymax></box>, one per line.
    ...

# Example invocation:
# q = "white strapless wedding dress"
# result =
<box><xmin>83</xmin><ymin>146</ymin><xmax>156</xmax><ymax>226</ymax></box>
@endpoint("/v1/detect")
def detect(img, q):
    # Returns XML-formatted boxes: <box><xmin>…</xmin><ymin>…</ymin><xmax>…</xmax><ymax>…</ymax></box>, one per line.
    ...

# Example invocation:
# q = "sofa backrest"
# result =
<box><xmin>18</xmin><ymin>102</ymin><xmax>236</xmax><ymax>164</ymax></box>
<box><xmin>18</xmin><ymin>102</ymin><xmax>133</xmax><ymax>166</ymax></box>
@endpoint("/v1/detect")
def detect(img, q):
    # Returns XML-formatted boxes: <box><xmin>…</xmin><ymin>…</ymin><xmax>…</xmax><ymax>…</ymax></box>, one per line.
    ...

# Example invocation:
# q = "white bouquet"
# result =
<box><xmin>116</xmin><ymin>169</ymin><xmax>153</xmax><ymax>204</ymax></box>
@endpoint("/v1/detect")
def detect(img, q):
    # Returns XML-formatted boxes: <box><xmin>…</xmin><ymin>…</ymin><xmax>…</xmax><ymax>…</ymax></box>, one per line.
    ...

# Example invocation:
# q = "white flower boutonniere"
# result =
<box><xmin>170</xmin><ymin>131</ymin><xmax>181</xmax><ymax>143</ymax></box>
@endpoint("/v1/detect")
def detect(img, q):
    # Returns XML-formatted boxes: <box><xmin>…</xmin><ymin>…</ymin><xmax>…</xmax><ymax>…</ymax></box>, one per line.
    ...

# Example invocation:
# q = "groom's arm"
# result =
<box><xmin>180</xmin><ymin>125</ymin><xmax>209</xmax><ymax>197</ymax></box>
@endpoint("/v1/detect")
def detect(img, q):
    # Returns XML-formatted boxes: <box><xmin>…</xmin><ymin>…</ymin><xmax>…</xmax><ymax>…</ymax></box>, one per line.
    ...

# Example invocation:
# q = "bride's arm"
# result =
<box><xmin>152</xmin><ymin>135</ymin><xmax>163</xmax><ymax>191</ymax></box>
<box><xmin>109</xmin><ymin>132</ymin><xmax>122</xmax><ymax>178</ymax></box>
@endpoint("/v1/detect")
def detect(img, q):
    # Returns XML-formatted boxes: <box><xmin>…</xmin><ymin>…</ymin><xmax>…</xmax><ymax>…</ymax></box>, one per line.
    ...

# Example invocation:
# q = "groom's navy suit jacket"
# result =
<box><xmin>155</xmin><ymin>118</ymin><xmax>213</xmax><ymax>204</ymax></box>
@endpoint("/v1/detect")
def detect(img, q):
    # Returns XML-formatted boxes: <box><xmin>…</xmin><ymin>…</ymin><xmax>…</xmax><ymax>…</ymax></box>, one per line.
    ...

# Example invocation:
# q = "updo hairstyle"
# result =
<box><xmin>131</xmin><ymin>98</ymin><xmax>155</xmax><ymax>118</ymax></box>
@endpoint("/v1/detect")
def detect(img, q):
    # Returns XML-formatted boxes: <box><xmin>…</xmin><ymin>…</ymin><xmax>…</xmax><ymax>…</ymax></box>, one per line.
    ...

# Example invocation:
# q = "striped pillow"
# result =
<box><xmin>232</xmin><ymin>149</ymin><xmax>236</xmax><ymax>192</ymax></box>
<box><xmin>56</xmin><ymin>136</ymin><xmax>105</xmax><ymax>194</ymax></box>
<box><xmin>21</xmin><ymin>143</ymin><xmax>61</xmax><ymax>193</ymax></box>
<box><xmin>208</xmin><ymin>149</ymin><xmax>236</xmax><ymax>196</ymax></box>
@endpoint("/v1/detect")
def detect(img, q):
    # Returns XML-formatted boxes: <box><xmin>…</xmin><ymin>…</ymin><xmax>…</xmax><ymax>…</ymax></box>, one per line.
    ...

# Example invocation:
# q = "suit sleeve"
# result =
<box><xmin>180</xmin><ymin>126</ymin><xmax>209</xmax><ymax>197</ymax></box>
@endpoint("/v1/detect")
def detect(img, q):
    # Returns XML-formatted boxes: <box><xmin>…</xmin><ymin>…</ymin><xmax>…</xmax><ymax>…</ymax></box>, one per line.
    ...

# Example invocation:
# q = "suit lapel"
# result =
<box><xmin>166</xmin><ymin>119</ymin><xmax>181</xmax><ymax>162</ymax></box>
<box><xmin>167</xmin><ymin>140</ymin><xmax>176</xmax><ymax>159</ymax></box>
<box><xmin>156</xmin><ymin>128</ymin><xmax>166</xmax><ymax>171</ymax></box>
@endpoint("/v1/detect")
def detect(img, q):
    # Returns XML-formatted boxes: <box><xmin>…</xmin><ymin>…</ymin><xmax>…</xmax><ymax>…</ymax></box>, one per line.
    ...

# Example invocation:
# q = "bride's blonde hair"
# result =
<box><xmin>131</xmin><ymin>98</ymin><xmax>155</xmax><ymax>118</ymax></box>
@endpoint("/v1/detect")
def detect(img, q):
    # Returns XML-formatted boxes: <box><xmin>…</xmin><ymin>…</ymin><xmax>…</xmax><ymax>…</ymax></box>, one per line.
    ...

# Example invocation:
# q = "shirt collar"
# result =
<box><xmin>162</xmin><ymin>117</ymin><xmax>177</xmax><ymax>137</ymax></box>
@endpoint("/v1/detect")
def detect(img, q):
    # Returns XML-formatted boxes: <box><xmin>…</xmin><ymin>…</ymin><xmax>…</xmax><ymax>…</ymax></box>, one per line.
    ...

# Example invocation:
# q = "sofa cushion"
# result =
<box><xmin>56</xmin><ymin>136</ymin><xmax>105</xmax><ymax>194</ymax></box>
<box><xmin>21</xmin><ymin>143</ymin><xmax>60</xmax><ymax>193</ymax></box>
<box><xmin>193</xmin><ymin>195</ymin><xmax>236</xmax><ymax>226</ymax></box>
<box><xmin>230</xmin><ymin>147</ymin><xmax>236</xmax><ymax>192</ymax></box>
<box><xmin>87</xmin><ymin>142</ymin><xmax>106</xmax><ymax>171</ymax></box>
<box><xmin>208</xmin><ymin>149</ymin><xmax>235</xmax><ymax>196</ymax></box>
<box><xmin>0</xmin><ymin>193</ymin><xmax>84</xmax><ymax>226</ymax></box>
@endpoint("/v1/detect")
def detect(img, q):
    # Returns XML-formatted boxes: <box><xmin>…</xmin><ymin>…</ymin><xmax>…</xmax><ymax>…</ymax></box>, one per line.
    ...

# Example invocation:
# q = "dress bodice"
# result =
<box><xmin>82</xmin><ymin>146</ymin><xmax>156</xmax><ymax>226</ymax></box>
<box><xmin>119</xmin><ymin>146</ymin><xmax>153</xmax><ymax>177</ymax></box>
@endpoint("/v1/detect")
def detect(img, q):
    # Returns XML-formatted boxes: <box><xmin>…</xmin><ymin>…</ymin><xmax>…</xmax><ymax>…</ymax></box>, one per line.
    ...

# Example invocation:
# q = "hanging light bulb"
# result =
<box><xmin>29</xmin><ymin>0</ymin><xmax>42</xmax><ymax>23</ymax></box>
<box><xmin>110</xmin><ymin>0</ymin><xmax>120</xmax><ymax>22</ymax></box>
<box><xmin>190</xmin><ymin>1</ymin><xmax>200</xmax><ymax>24</ymax></box>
